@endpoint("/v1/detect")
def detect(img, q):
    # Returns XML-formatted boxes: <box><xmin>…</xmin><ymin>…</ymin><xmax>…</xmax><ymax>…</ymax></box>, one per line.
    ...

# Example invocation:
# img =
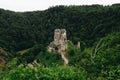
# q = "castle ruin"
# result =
<box><xmin>48</xmin><ymin>29</ymin><xmax>68</xmax><ymax>65</ymax></box>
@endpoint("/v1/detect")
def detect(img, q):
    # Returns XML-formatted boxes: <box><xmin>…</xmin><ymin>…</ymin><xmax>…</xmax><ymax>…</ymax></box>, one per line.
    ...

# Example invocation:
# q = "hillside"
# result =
<box><xmin>0</xmin><ymin>4</ymin><xmax>120</xmax><ymax>80</ymax></box>
<box><xmin>0</xmin><ymin>4</ymin><xmax>120</xmax><ymax>51</ymax></box>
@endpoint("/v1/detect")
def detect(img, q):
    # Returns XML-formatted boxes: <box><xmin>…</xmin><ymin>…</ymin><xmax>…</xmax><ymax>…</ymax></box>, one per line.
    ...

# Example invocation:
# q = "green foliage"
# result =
<box><xmin>1</xmin><ymin>64</ymin><xmax>87</xmax><ymax>80</ymax></box>
<box><xmin>0</xmin><ymin>4</ymin><xmax>120</xmax><ymax>52</ymax></box>
<box><xmin>0</xmin><ymin>4</ymin><xmax>120</xmax><ymax>80</ymax></box>
<box><xmin>36</xmin><ymin>51</ymin><xmax>63</xmax><ymax>66</ymax></box>
<box><xmin>16</xmin><ymin>44</ymin><xmax>45</xmax><ymax>63</ymax></box>
<box><xmin>86</xmin><ymin>32</ymin><xmax>120</xmax><ymax>79</ymax></box>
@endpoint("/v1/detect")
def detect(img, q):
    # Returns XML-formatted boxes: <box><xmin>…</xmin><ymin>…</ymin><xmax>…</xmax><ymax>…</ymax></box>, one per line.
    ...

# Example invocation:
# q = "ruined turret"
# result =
<box><xmin>48</xmin><ymin>29</ymin><xmax>68</xmax><ymax>65</ymax></box>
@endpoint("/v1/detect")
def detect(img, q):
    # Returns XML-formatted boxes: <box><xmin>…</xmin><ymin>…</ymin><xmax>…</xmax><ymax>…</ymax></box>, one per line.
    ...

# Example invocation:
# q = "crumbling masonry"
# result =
<box><xmin>48</xmin><ymin>29</ymin><xmax>68</xmax><ymax>65</ymax></box>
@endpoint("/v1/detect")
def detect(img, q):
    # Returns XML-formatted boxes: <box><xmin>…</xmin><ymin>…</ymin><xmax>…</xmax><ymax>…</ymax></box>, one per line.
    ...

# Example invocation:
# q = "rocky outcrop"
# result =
<box><xmin>48</xmin><ymin>29</ymin><xmax>68</xmax><ymax>65</ymax></box>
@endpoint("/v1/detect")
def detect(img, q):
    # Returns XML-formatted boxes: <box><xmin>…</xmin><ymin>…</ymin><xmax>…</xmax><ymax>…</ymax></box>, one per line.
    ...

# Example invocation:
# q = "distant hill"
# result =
<box><xmin>0</xmin><ymin>4</ymin><xmax>120</xmax><ymax>52</ymax></box>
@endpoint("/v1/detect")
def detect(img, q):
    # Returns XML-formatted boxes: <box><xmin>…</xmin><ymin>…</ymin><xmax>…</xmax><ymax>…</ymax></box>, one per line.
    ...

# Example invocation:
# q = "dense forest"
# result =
<box><xmin>0</xmin><ymin>4</ymin><xmax>120</xmax><ymax>80</ymax></box>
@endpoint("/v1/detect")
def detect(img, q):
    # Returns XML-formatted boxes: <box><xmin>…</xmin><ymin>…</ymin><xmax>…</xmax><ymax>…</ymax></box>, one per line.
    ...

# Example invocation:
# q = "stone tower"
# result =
<box><xmin>48</xmin><ymin>29</ymin><xmax>68</xmax><ymax>65</ymax></box>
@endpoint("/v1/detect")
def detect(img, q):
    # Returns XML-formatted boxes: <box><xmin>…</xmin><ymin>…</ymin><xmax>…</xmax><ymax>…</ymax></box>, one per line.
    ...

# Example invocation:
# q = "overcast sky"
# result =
<box><xmin>0</xmin><ymin>0</ymin><xmax>120</xmax><ymax>12</ymax></box>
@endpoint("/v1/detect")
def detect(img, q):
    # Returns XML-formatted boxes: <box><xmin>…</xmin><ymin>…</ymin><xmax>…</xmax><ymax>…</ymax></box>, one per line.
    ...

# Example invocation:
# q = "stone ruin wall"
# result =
<box><xmin>48</xmin><ymin>29</ymin><xmax>67</xmax><ymax>52</ymax></box>
<box><xmin>48</xmin><ymin>29</ymin><xmax>68</xmax><ymax>65</ymax></box>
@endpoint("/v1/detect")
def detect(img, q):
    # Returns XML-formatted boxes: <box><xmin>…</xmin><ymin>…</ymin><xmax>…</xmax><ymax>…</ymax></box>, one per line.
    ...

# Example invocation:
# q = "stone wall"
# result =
<box><xmin>48</xmin><ymin>29</ymin><xmax>68</xmax><ymax>65</ymax></box>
